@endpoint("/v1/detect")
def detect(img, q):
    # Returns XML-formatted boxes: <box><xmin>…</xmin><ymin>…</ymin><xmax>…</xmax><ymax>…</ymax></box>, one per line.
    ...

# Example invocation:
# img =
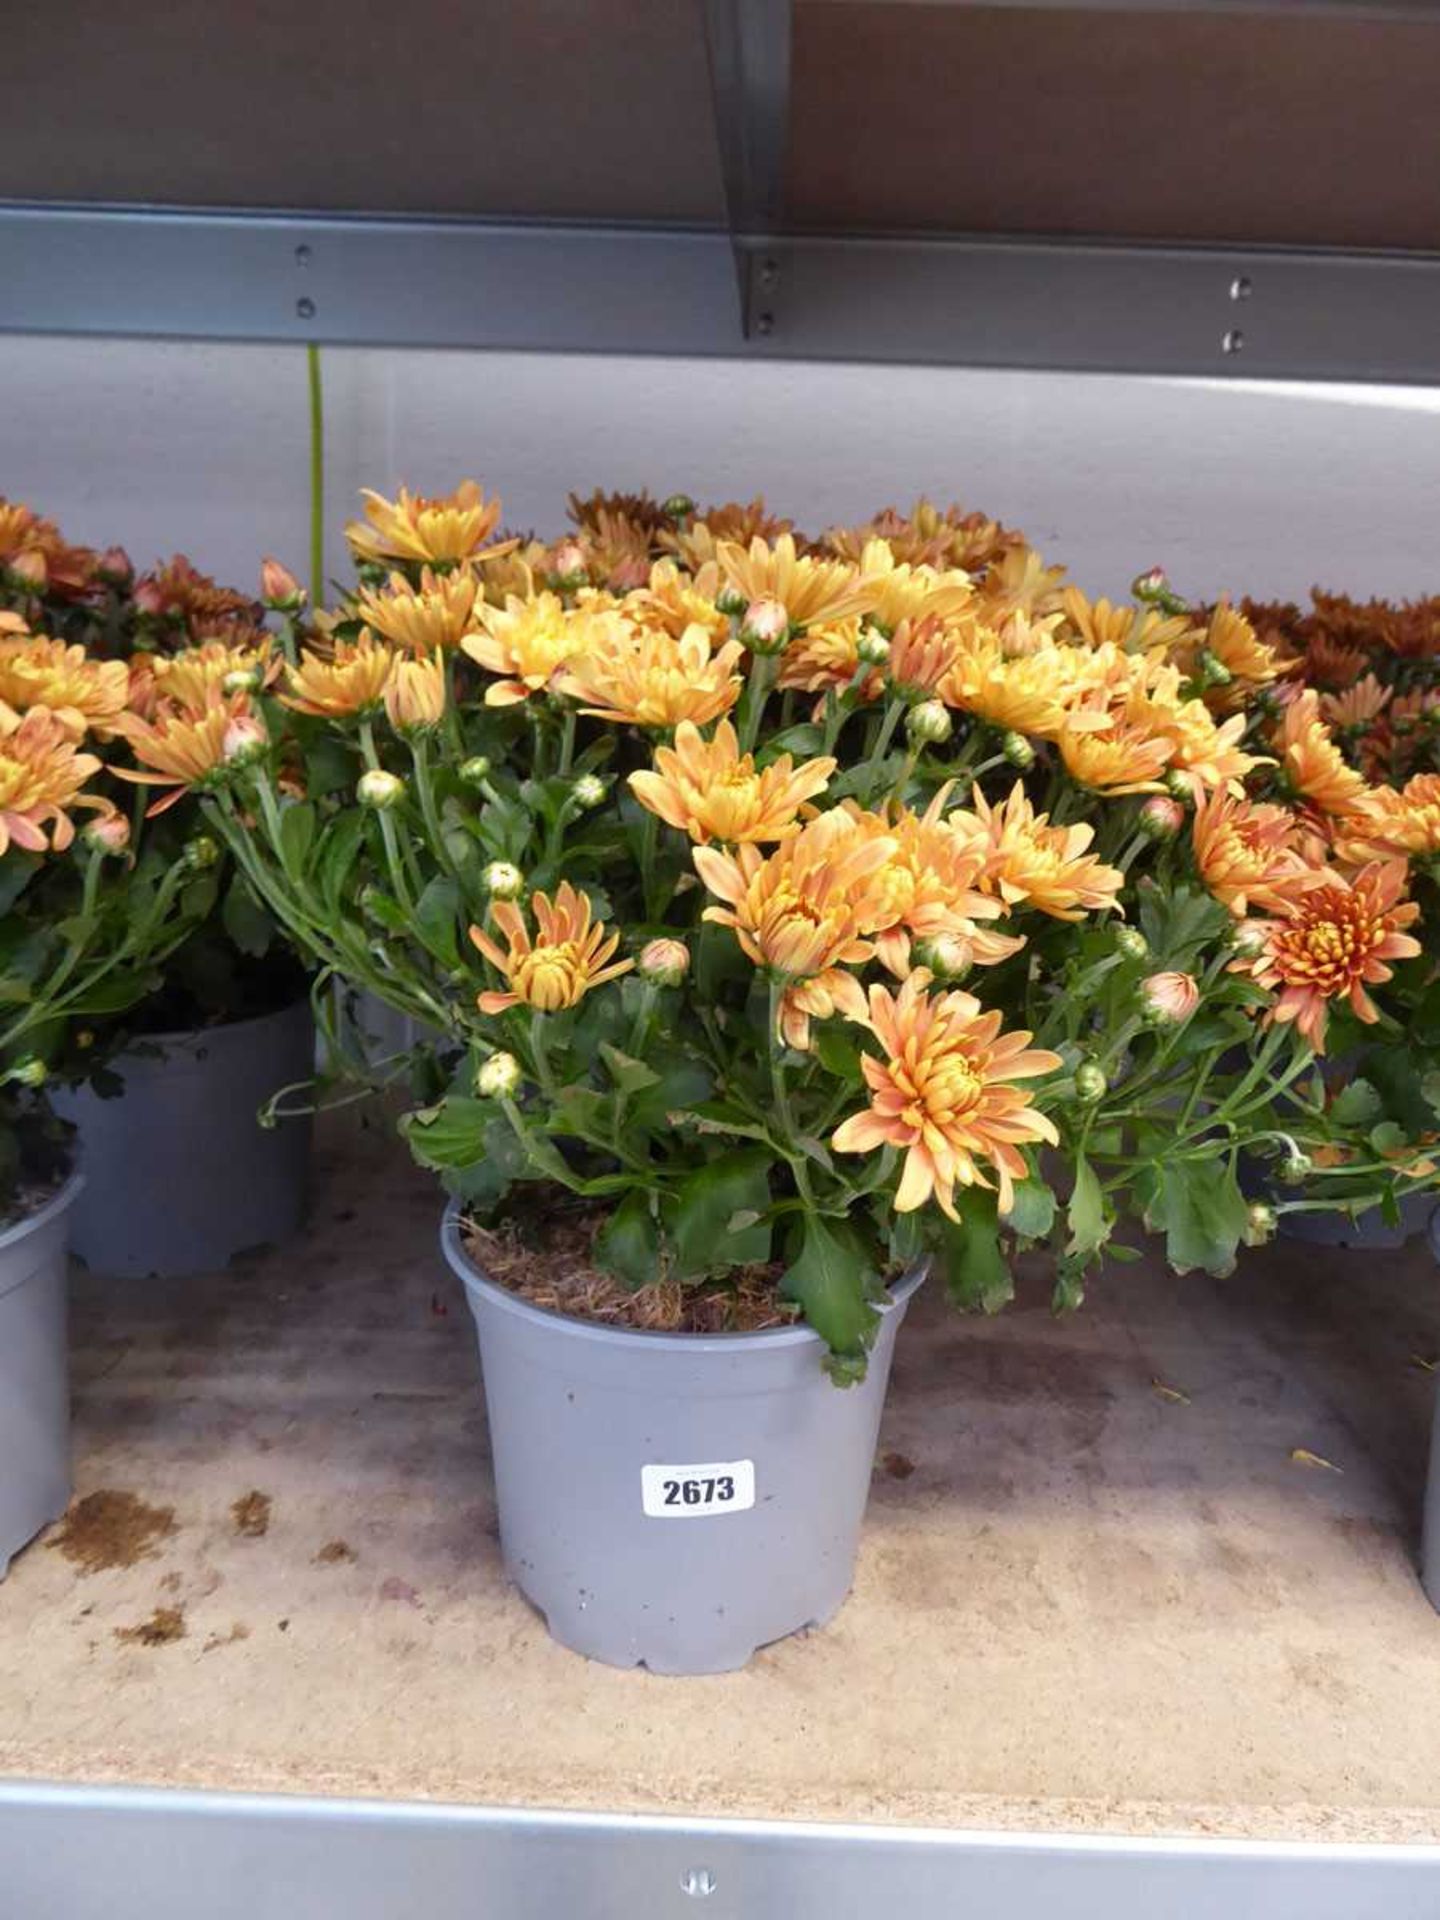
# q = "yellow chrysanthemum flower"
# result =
<box><xmin>839</xmin><ymin>792</ymin><xmax>1020</xmax><ymax>978</ymax></box>
<box><xmin>559</xmin><ymin>621</ymin><xmax>744</xmax><ymax>729</ymax></box>
<box><xmin>470</xmin><ymin>882</ymin><xmax>632</xmax><ymax>1015</ymax></box>
<box><xmin>0</xmin><ymin>636</ymin><xmax>130</xmax><ymax>740</ymax></box>
<box><xmin>630</xmin><ymin>559</ymin><xmax>730</xmax><ymax>644</ymax></box>
<box><xmin>113</xmin><ymin>693</ymin><xmax>259</xmax><ymax>815</ymax></box>
<box><xmin>1056</xmin><ymin>716</ymin><xmax>1172</xmax><ymax>795</ymax></box>
<box><xmin>0</xmin><ymin>706</ymin><xmax>109</xmax><ymax>853</ymax></box>
<box><xmin>963</xmin><ymin>781</ymin><xmax>1124</xmax><ymax>921</ymax></box>
<box><xmin>137</xmin><ymin>635</ymin><xmax>275</xmax><ymax>718</ymax></box>
<box><xmin>629</xmin><ymin>719</ymin><xmax>834</xmax><ymax>844</ymax></box>
<box><xmin>716</xmin><ymin>533</ymin><xmax>872</xmax><ymax>631</ymax></box>
<box><xmin>777</xmin><ymin>618</ymin><xmax>883</xmax><ymax>706</ymax></box>
<box><xmin>354</xmin><ymin>566</ymin><xmax>482</xmax><ymax>653</ymax></box>
<box><xmin>854</xmin><ymin>540</ymin><xmax>974</xmax><ymax>634</ymax></box>
<box><xmin>383</xmin><ymin>654</ymin><xmax>447</xmax><ymax>732</ymax></box>
<box><xmin>832</xmin><ymin>971</ymin><xmax>1060</xmax><ymax>1218</ymax></box>
<box><xmin>344</xmin><ymin>480</ymin><xmax>514</xmax><ymax>568</ymax></box>
<box><xmin>281</xmin><ymin>634</ymin><xmax>395</xmax><ymax>718</ymax></box>
<box><xmin>462</xmin><ymin>590</ymin><xmax>601</xmax><ymax>707</ymax></box>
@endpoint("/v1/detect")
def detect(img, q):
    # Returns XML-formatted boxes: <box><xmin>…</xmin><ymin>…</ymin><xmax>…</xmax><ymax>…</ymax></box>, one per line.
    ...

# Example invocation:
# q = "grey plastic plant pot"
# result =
<box><xmin>441</xmin><ymin>1201</ymin><xmax>925</xmax><ymax>1675</ymax></box>
<box><xmin>1278</xmin><ymin>1187</ymin><xmax>1439</xmax><ymax>1250</ymax></box>
<box><xmin>0</xmin><ymin>1172</ymin><xmax>82</xmax><ymax>1579</ymax></box>
<box><xmin>53</xmin><ymin>1000</ymin><xmax>314</xmax><ymax>1278</ymax></box>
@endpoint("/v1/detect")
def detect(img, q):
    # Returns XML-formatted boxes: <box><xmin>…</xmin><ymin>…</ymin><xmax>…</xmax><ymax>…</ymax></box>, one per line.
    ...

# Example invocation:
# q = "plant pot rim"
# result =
<box><xmin>98</xmin><ymin>992</ymin><xmax>314</xmax><ymax>1052</ymax></box>
<box><xmin>440</xmin><ymin>1197</ymin><xmax>927</xmax><ymax>1354</ymax></box>
<box><xmin>0</xmin><ymin>1168</ymin><xmax>85</xmax><ymax>1257</ymax></box>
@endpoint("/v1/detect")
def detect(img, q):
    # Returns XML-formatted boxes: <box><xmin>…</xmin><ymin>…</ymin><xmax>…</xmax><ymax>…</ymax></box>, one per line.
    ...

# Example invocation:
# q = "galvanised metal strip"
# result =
<box><xmin>1</xmin><ymin>1782</ymin><xmax>1438</xmax><ymax>1919</ymax></box>
<box><xmin>2</xmin><ymin>203</ymin><xmax>1439</xmax><ymax>383</ymax></box>
<box><xmin>702</xmin><ymin>0</ymin><xmax>794</xmax><ymax>331</ymax></box>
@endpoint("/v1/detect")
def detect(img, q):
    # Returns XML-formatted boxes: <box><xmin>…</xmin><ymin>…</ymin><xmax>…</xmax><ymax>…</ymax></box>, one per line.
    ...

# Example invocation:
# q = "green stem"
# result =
<box><xmin>307</xmin><ymin>342</ymin><xmax>325</xmax><ymax>614</ymax></box>
<box><xmin>738</xmin><ymin>654</ymin><xmax>779</xmax><ymax>756</ymax></box>
<box><xmin>557</xmin><ymin>707</ymin><xmax>577</xmax><ymax>778</ymax></box>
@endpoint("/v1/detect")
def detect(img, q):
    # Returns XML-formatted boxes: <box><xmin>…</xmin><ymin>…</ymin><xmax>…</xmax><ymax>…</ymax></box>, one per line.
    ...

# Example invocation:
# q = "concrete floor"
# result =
<box><xmin>2</xmin><ymin>1110</ymin><xmax>1440</xmax><ymax>1843</ymax></box>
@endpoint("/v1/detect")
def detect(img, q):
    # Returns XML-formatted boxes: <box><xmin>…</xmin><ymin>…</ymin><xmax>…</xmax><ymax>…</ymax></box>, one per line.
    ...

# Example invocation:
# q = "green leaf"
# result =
<box><xmin>1153</xmin><ymin>1157</ymin><xmax>1249</xmax><ymax>1276</ymax></box>
<box><xmin>600</xmin><ymin>1044</ymin><xmax>661</xmax><ymax>1096</ymax></box>
<box><xmin>629</xmin><ymin>1058</ymin><xmax>713</xmax><ymax>1129</ymax></box>
<box><xmin>781</xmin><ymin>1213</ymin><xmax>881</xmax><ymax>1366</ymax></box>
<box><xmin>665</xmin><ymin>1149</ymin><xmax>773</xmax><ymax>1277</ymax></box>
<box><xmin>765</xmin><ymin>723</ymin><xmax>826</xmax><ymax>758</ymax></box>
<box><xmin>1003</xmin><ymin>1176</ymin><xmax>1055</xmax><ymax>1241</ymax></box>
<box><xmin>936</xmin><ymin>1189</ymin><xmax>1014</xmax><ymax>1314</ymax></box>
<box><xmin>221</xmin><ymin>873</ymin><xmax>274</xmax><ymax>958</ymax></box>
<box><xmin>401</xmin><ymin>1096</ymin><xmax>493</xmax><ymax>1170</ymax></box>
<box><xmin>593</xmin><ymin>1190</ymin><xmax>662</xmax><ymax>1290</ymax></box>
<box><xmin>278</xmin><ymin>801</ymin><xmax>317</xmax><ymax>881</ymax></box>
<box><xmin>0</xmin><ymin>852</ymin><xmax>41</xmax><ymax>916</ymax></box>
<box><xmin>303</xmin><ymin>733</ymin><xmax>358</xmax><ymax>800</ymax></box>
<box><xmin>1330</xmin><ymin>1077</ymin><xmax>1383</xmax><ymax>1127</ymax></box>
<box><xmin>413</xmin><ymin>875</ymin><xmax>462</xmax><ymax>970</ymax></box>
<box><xmin>1066</xmin><ymin>1155</ymin><xmax>1107</xmax><ymax>1258</ymax></box>
<box><xmin>813</xmin><ymin>1026</ymin><xmax>865</xmax><ymax>1086</ymax></box>
<box><xmin>361</xmin><ymin>890</ymin><xmax>410</xmax><ymax>935</ymax></box>
<box><xmin>1369</xmin><ymin>1120</ymin><xmax>1408</xmax><ymax>1156</ymax></box>
<box><xmin>547</xmin><ymin>1083</ymin><xmax>614</xmax><ymax>1139</ymax></box>
<box><xmin>317</xmin><ymin>810</ymin><xmax>369</xmax><ymax>911</ymax></box>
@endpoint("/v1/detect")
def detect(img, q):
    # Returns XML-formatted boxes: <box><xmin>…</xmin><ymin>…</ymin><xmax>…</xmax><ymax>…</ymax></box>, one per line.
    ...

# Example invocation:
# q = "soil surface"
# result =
<box><xmin>461</xmin><ymin>1205</ymin><xmax>801</xmax><ymax>1334</ymax></box>
<box><xmin>46</xmin><ymin>1490</ymin><xmax>176</xmax><ymax>1574</ymax></box>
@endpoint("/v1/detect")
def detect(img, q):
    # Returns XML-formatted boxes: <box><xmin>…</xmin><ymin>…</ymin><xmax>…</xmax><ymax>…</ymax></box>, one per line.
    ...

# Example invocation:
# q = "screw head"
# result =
<box><xmin>1221</xmin><ymin>328</ymin><xmax>1244</xmax><ymax>355</ymax></box>
<box><xmin>754</xmin><ymin>311</ymin><xmax>775</xmax><ymax>337</ymax></box>
<box><xmin>296</xmin><ymin>296</ymin><xmax>316</xmax><ymax>321</ymax></box>
<box><xmin>295</xmin><ymin>244</ymin><xmax>313</xmax><ymax>267</ymax></box>
<box><xmin>680</xmin><ymin>1867</ymin><xmax>717</xmax><ymax>1898</ymax></box>
<box><xmin>1229</xmin><ymin>274</ymin><xmax>1252</xmax><ymax>301</ymax></box>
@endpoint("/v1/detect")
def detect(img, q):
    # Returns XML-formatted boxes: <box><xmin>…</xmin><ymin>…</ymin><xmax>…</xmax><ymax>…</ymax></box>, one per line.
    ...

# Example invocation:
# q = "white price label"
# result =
<box><xmin>641</xmin><ymin>1460</ymin><xmax>756</xmax><ymax>1519</ymax></box>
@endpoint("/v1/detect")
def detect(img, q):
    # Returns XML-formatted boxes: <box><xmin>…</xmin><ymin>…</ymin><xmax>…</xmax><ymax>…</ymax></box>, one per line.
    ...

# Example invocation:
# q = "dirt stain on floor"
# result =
<box><xmin>115</xmin><ymin>1605</ymin><xmax>186</xmax><ymax>1647</ymax></box>
<box><xmin>881</xmin><ymin>1452</ymin><xmax>917</xmax><ymax>1480</ymax></box>
<box><xmin>202</xmin><ymin>1622</ymin><xmax>252</xmax><ymax>1653</ymax></box>
<box><xmin>315</xmin><ymin>1539</ymin><xmax>355</xmax><ymax>1565</ymax></box>
<box><xmin>48</xmin><ymin>1490</ymin><xmax>177</xmax><ymax>1574</ymax></box>
<box><xmin>231</xmin><ymin>1491</ymin><xmax>272</xmax><ymax>1538</ymax></box>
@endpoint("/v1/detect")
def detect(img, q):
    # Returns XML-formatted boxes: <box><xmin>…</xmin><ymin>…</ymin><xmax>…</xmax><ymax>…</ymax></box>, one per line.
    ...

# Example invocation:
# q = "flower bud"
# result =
<box><xmin>458</xmin><ymin>755</ymin><xmax>492</xmax><ymax>787</ymax></box>
<box><xmin>1163</xmin><ymin>769</ymin><xmax>1194</xmax><ymax>805</ymax></box>
<box><xmin>662</xmin><ymin>494</ymin><xmax>696</xmax><ymax>521</ymax></box>
<box><xmin>1229</xmin><ymin>919</ymin><xmax>1268</xmax><ymax>957</ymax></box>
<box><xmin>8</xmin><ymin>550</ymin><xmax>46</xmax><ymax>590</ymax></box>
<box><xmin>1244</xmin><ymin>1200</ymin><xmax>1277</xmax><ymax>1246</ymax></box>
<box><xmin>85</xmin><ymin>812</ymin><xmax>131</xmax><ymax>856</ymax></box>
<box><xmin>182</xmin><ymin>835</ymin><xmax>220</xmax><ymax>872</ymax></box>
<box><xmin>740</xmin><ymin>596</ymin><xmax>791</xmax><ymax>655</ymax></box>
<box><xmin>483</xmin><ymin>860</ymin><xmax>525</xmax><ymax>900</ymax></box>
<box><xmin>914</xmin><ymin>933</ymin><xmax>973</xmax><ymax>982</ymax></box>
<box><xmin>571</xmin><ymin>773</ymin><xmax>606</xmax><ymax>809</ymax></box>
<box><xmin>856</xmin><ymin>626</ymin><xmax>892</xmax><ymax>668</ymax></box>
<box><xmin>638</xmin><ymin>937</ymin><xmax>689</xmax><ymax>986</ymax></box>
<box><xmin>1001</xmin><ymin>730</ymin><xmax>1035</xmax><ymax>770</ymax></box>
<box><xmin>384</xmin><ymin>656</ymin><xmax>446</xmax><ymax>734</ymax></box>
<box><xmin>715</xmin><ymin>583</ymin><xmax>748</xmax><ymax>617</ymax></box>
<box><xmin>1074</xmin><ymin>1060</ymin><xmax>1108</xmax><ymax>1104</ymax></box>
<box><xmin>544</xmin><ymin>539</ymin><xmax>589</xmax><ymax>591</ymax></box>
<box><xmin>905</xmin><ymin>700</ymin><xmax>953</xmax><ymax>747</ymax></box>
<box><xmin>1278</xmin><ymin>1151</ymin><xmax>1313</xmax><ymax>1184</ymax></box>
<box><xmin>260</xmin><ymin>557</ymin><xmax>305</xmax><ymax>612</ymax></box>
<box><xmin>6</xmin><ymin>1057</ymin><xmax>47</xmax><ymax>1089</ymax></box>
<box><xmin>475</xmin><ymin>1051</ymin><xmax>522</xmax><ymax>1099</ymax></box>
<box><xmin>1141</xmin><ymin>970</ymin><xmax>1199</xmax><ymax>1025</ymax></box>
<box><xmin>222</xmin><ymin>713</ymin><xmax>268</xmax><ymax>768</ymax></box>
<box><xmin>1131</xmin><ymin>565</ymin><xmax>1172</xmax><ymax>604</ymax></box>
<box><xmin>357</xmin><ymin>768</ymin><xmax>406</xmax><ymax>810</ymax></box>
<box><xmin>1197</xmin><ymin>649</ymin><xmax>1232</xmax><ymax>689</ymax></box>
<box><xmin>1113</xmin><ymin>925</ymin><xmax>1149</xmax><ymax>961</ymax></box>
<box><xmin>222</xmin><ymin>666</ymin><xmax>263</xmax><ymax>696</ymax></box>
<box><xmin>1139</xmin><ymin>795</ymin><xmax>1185</xmax><ymax>840</ymax></box>
<box><xmin>97</xmin><ymin>546</ymin><xmax>133</xmax><ymax>586</ymax></box>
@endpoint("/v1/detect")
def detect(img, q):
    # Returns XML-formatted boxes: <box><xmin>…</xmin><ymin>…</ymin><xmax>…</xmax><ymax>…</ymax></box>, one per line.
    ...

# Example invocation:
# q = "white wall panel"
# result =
<box><xmin>2</xmin><ymin>334</ymin><xmax>1437</xmax><ymax>603</ymax></box>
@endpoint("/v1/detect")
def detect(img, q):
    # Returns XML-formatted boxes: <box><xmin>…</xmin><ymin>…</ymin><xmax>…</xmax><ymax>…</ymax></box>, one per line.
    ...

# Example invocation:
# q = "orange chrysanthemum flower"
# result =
<box><xmin>1191</xmin><ymin>790</ymin><xmax>1321</xmax><ymax>916</ymax></box>
<box><xmin>694</xmin><ymin>809</ymin><xmax>898</xmax><ymax>984</ymax></box>
<box><xmin>354</xmin><ymin>566</ymin><xmax>482</xmax><ymax>653</ymax></box>
<box><xmin>976</xmin><ymin>544</ymin><xmax>1068</xmax><ymax>623</ymax></box>
<box><xmin>1303</xmin><ymin>632</ymin><xmax>1370</xmax><ymax>691</ymax></box>
<box><xmin>1333</xmin><ymin>774</ymin><xmax>1440</xmax><ymax>864</ymax></box>
<box><xmin>885</xmin><ymin>613</ymin><xmax>970</xmax><ymax>699</ymax></box>
<box><xmin>1275</xmin><ymin>690</ymin><xmax>1370</xmax><ymax>816</ymax></box>
<box><xmin>281</xmin><ymin>634</ymin><xmax>395</xmax><ymax>718</ymax></box>
<box><xmin>344</xmin><ymin>480</ymin><xmax>514</xmax><ymax>568</ymax></box>
<box><xmin>840</xmin><ymin>791</ymin><xmax>1019</xmax><ymax>979</ymax></box>
<box><xmin>470</xmin><ymin>882</ymin><xmax>632</xmax><ymax>1015</ymax></box>
<box><xmin>942</xmin><ymin>640</ymin><xmax>1105</xmax><ymax>741</ymax></box>
<box><xmin>383</xmin><ymin>654</ymin><xmax>447</xmax><ymax>732</ymax></box>
<box><xmin>853</xmin><ymin>541</ymin><xmax>974</xmax><ymax>634</ymax></box>
<box><xmin>832</xmin><ymin>972</ymin><xmax>1060</xmax><ymax>1218</ymax></box>
<box><xmin>629</xmin><ymin>719</ymin><xmax>834</xmax><ymax>845</ymax></box>
<box><xmin>462</xmin><ymin>591</ymin><xmax>601</xmax><ymax>706</ymax></box>
<box><xmin>1203</xmin><ymin>602</ymin><xmax>1289</xmax><ymax>705</ymax></box>
<box><xmin>1056</xmin><ymin>716</ymin><xmax>1172</xmax><ymax>795</ymax></box>
<box><xmin>777</xmin><ymin>618</ymin><xmax>883</xmax><ymax>707</ymax></box>
<box><xmin>630</xmin><ymin>559</ymin><xmax>730</xmax><ymax>644</ymax></box>
<box><xmin>778</xmin><ymin>965</ymin><xmax>869</xmax><ymax>1052</ymax></box>
<box><xmin>1320</xmin><ymin>673</ymin><xmax>1391</xmax><ymax>733</ymax></box>
<box><xmin>1154</xmin><ymin>698</ymin><xmax>1265</xmax><ymax>798</ymax></box>
<box><xmin>112</xmin><ymin>693</ymin><xmax>257</xmax><ymax>815</ymax></box>
<box><xmin>0</xmin><ymin>707</ymin><xmax>109</xmax><ymax>853</ymax></box>
<box><xmin>559</xmin><ymin>621</ymin><xmax>744</xmax><ymax>729</ymax></box>
<box><xmin>1235</xmin><ymin>860</ymin><xmax>1422</xmax><ymax>1051</ymax></box>
<box><xmin>964</xmin><ymin>780</ymin><xmax>1124</xmax><ymax>920</ymax></box>
<box><xmin>135</xmin><ymin>636</ymin><xmax>277</xmax><ymax>719</ymax></box>
<box><xmin>716</xmin><ymin>533</ymin><xmax>872</xmax><ymax>631</ymax></box>
<box><xmin>0</xmin><ymin>636</ymin><xmax>130</xmax><ymax>740</ymax></box>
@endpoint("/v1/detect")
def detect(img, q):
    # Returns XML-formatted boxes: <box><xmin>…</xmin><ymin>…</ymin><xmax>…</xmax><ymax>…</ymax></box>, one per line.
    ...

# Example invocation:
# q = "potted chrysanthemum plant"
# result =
<box><xmin>0</xmin><ymin>502</ymin><xmax>317</xmax><ymax>1275</ymax></box>
<box><xmin>125</xmin><ymin>479</ymin><xmax>1405</xmax><ymax>1670</ymax></box>
<box><xmin>0</xmin><ymin>703</ymin><xmax>199</xmax><ymax>1574</ymax></box>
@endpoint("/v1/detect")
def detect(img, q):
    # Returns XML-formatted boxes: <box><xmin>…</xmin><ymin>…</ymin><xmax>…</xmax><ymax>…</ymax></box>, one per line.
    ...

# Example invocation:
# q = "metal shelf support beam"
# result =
<box><xmin>702</xmin><ymin>0</ymin><xmax>794</xmax><ymax>335</ymax></box>
<box><xmin>2</xmin><ymin>204</ymin><xmax>1439</xmax><ymax>385</ymax></box>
